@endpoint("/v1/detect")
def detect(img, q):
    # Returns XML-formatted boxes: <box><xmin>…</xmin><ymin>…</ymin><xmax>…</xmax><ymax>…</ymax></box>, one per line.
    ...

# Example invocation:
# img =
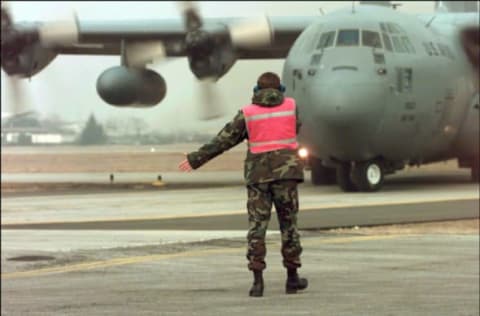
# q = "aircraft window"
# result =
<box><xmin>362</xmin><ymin>31</ymin><xmax>382</xmax><ymax>48</ymax></box>
<box><xmin>317</xmin><ymin>31</ymin><xmax>336</xmax><ymax>49</ymax></box>
<box><xmin>429</xmin><ymin>42</ymin><xmax>439</xmax><ymax>56</ymax></box>
<box><xmin>401</xmin><ymin>37</ymin><xmax>416</xmax><ymax>54</ymax></box>
<box><xmin>337</xmin><ymin>30</ymin><xmax>359</xmax><ymax>46</ymax></box>
<box><xmin>396</xmin><ymin>67</ymin><xmax>413</xmax><ymax>93</ymax></box>
<box><xmin>310</xmin><ymin>53</ymin><xmax>323</xmax><ymax>65</ymax></box>
<box><xmin>444</xmin><ymin>45</ymin><xmax>455</xmax><ymax>59</ymax></box>
<box><xmin>437</xmin><ymin>43</ymin><xmax>455</xmax><ymax>60</ymax></box>
<box><xmin>437</xmin><ymin>43</ymin><xmax>447</xmax><ymax>57</ymax></box>
<box><xmin>380</xmin><ymin>23</ymin><xmax>388</xmax><ymax>33</ymax></box>
<box><xmin>386</xmin><ymin>23</ymin><xmax>399</xmax><ymax>34</ymax></box>
<box><xmin>395</xmin><ymin>24</ymin><xmax>407</xmax><ymax>34</ymax></box>
<box><xmin>392</xmin><ymin>36</ymin><xmax>407</xmax><ymax>53</ymax></box>
<box><xmin>423</xmin><ymin>42</ymin><xmax>433</xmax><ymax>56</ymax></box>
<box><xmin>382</xmin><ymin>33</ymin><xmax>393</xmax><ymax>51</ymax></box>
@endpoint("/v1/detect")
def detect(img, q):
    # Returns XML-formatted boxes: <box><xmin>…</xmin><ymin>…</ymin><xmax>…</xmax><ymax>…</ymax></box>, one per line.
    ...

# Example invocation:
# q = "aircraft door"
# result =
<box><xmin>392</xmin><ymin>66</ymin><xmax>419</xmax><ymax>151</ymax></box>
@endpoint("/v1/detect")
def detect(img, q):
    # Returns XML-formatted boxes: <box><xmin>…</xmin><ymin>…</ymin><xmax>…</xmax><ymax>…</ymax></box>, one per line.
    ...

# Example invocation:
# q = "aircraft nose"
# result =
<box><xmin>308</xmin><ymin>70</ymin><xmax>385</xmax><ymax>125</ymax></box>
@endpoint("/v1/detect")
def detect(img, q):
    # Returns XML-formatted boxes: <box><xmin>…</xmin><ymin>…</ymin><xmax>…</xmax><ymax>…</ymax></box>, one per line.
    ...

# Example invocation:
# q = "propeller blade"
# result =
<box><xmin>178</xmin><ymin>1</ymin><xmax>203</xmax><ymax>31</ymax></box>
<box><xmin>1</xmin><ymin>1</ymin><xmax>13</xmax><ymax>27</ymax></box>
<box><xmin>196</xmin><ymin>77</ymin><xmax>226</xmax><ymax>121</ymax></box>
<box><xmin>5</xmin><ymin>75</ymin><xmax>31</xmax><ymax>115</ymax></box>
<box><xmin>38</xmin><ymin>10</ymin><xmax>79</xmax><ymax>46</ymax></box>
<box><xmin>228</xmin><ymin>15</ymin><xmax>273</xmax><ymax>49</ymax></box>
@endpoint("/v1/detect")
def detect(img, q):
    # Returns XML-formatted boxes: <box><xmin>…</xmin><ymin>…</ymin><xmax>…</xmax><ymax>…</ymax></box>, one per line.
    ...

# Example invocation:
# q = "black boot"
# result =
<box><xmin>249</xmin><ymin>270</ymin><xmax>264</xmax><ymax>297</ymax></box>
<box><xmin>286</xmin><ymin>268</ymin><xmax>308</xmax><ymax>294</ymax></box>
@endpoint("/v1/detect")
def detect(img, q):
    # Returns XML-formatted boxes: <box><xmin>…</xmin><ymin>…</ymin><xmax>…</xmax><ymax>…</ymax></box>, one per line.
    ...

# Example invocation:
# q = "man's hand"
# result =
<box><xmin>178</xmin><ymin>155</ymin><xmax>193</xmax><ymax>172</ymax></box>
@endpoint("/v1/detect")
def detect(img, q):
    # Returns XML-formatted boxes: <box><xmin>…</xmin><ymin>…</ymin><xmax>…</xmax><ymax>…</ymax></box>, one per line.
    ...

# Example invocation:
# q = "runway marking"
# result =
<box><xmin>1</xmin><ymin>234</ymin><xmax>408</xmax><ymax>280</ymax></box>
<box><xmin>2</xmin><ymin>197</ymin><xmax>477</xmax><ymax>226</ymax></box>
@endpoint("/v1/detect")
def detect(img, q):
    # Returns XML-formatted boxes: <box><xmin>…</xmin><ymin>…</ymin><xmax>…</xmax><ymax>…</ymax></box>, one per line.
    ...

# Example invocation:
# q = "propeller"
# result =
<box><xmin>2</xmin><ymin>1</ymin><xmax>273</xmax><ymax>121</ymax></box>
<box><xmin>1</xmin><ymin>1</ymin><xmax>79</xmax><ymax>54</ymax></box>
<box><xmin>1</xmin><ymin>1</ymin><xmax>79</xmax><ymax>116</ymax></box>
<box><xmin>1</xmin><ymin>2</ymin><xmax>29</xmax><ymax>115</ymax></box>
<box><xmin>178</xmin><ymin>2</ymin><xmax>272</xmax><ymax>120</ymax></box>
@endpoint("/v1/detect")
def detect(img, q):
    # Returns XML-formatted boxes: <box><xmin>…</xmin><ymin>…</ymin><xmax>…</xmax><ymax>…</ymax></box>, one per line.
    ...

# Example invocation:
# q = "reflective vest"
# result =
<box><xmin>242</xmin><ymin>97</ymin><xmax>298</xmax><ymax>154</ymax></box>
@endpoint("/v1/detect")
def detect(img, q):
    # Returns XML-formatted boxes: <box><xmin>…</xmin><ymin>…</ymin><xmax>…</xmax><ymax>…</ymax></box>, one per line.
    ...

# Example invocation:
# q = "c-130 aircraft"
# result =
<box><xmin>1</xmin><ymin>1</ymin><xmax>479</xmax><ymax>192</ymax></box>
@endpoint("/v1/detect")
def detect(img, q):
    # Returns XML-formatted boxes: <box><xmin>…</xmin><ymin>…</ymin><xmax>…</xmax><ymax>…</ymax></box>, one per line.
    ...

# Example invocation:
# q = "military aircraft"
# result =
<box><xmin>1</xmin><ymin>1</ymin><xmax>479</xmax><ymax>192</ymax></box>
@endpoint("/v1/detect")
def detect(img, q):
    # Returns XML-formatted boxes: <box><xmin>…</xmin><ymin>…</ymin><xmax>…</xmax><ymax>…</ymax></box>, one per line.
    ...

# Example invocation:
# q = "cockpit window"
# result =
<box><xmin>380</xmin><ymin>23</ymin><xmax>388</xmax><ymax>33</ymax></box>
<box><xmin>423</xmin><ymin>42</ymin><xmax>433</xmax><ymax>56</ymax></box>
<box><xmin>392</xmin><ymin>36</ymin><xmax>407</xmax><ymax>53</ymax></box>
<box><xmin>317</xmin><ymin>31</ymin><xmax>336</xmax><ymax>49</ymax></box>
<box><xmin>437</xmin><ymin>43</ymin><xmax>455</xmax><ymax>59</ymax></box>
<box><xmin>362</xmin><ymin>31</ymin><xmax>382</xmax><ymax>48</ymax></box>
<box><xmin>429</xmin><ymin>42</ymin><xmax>439</xmax><ymax>56</ymax></box>
<box><xmin>382</xmin><ymin>22</ymin><xmax>407</xmax><ymax>35</ymax></box>
<box><xmin>401</xmin><ymin>37</ymin><xmax>416</xmax><ymax>53</ymax></box>
<box><xmin>382</xmin><ymin>33</ymin><xmax>393</xmax><ymax>51</ymax></box>
<box><xmin>337</xmin><ymin>30</ymin><xmax>359</xmax><ymax>46</ymax></box>
<box><xmin>386</xmin><ymin>23</ymin><xmax>399</xmax><ymax>34</ymax></box>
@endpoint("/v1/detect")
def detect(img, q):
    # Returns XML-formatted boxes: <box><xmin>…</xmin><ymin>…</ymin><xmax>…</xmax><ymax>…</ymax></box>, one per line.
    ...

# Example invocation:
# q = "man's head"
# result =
<box><xmin>257</xmin><ymin>72</ymin><xmax>281</xmax><ymax>90</ymax></box>
<box><xmin>254</xmin><ymin>72</ymin><xmax>285</xmax><ymax>93</ymax></box>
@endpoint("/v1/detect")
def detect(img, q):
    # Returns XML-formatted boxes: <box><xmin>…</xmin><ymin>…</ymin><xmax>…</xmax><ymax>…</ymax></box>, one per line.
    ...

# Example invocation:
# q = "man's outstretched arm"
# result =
<box><xmin>178</xmin><ymin>111</ymin><xmax>247</xmax><ymax>171</ymax></box>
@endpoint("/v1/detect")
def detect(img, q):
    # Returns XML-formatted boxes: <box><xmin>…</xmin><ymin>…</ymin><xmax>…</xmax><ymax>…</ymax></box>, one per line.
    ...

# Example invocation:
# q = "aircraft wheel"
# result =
<box><xmin>352</xmin><ymin>160</ymin><xmax>384</xmax><ymax>192</ymax></box>
<box><xmin>336</xmin><ymin>162</ymin><xmax>358</xmax><ymax>192</ymax></box>
<box><xmin>310</xmin><ymin>156</ymin><xmax>336</xmax><ymax>185</ymax></box>
<box><xmin>471</xmin><ymin>159</ymin><xmax>479</xmax><ymax>183</ymax></box>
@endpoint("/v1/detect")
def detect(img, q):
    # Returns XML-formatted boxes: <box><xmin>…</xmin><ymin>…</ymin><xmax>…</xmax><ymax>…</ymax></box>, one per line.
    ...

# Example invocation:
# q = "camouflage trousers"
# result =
<box><xmin>246</xmin><ymin>180</ymin><xmax>303</xmax><ymax>271</ymax></box>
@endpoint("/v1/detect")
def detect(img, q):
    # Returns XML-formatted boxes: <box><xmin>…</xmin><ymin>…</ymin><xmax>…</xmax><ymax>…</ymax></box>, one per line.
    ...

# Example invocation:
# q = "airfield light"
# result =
<box><xmin>298</xmin><ymin>147</ymin><xmax>309</xmax><ymax>159</ymax></box>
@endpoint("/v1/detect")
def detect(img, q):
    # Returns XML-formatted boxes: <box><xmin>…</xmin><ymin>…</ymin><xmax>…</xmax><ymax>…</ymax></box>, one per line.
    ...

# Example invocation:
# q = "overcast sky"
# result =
<box><xmin>1</xmin><ymin>1</ymin><xmax>437</xmax><ymax>133</ymax></box>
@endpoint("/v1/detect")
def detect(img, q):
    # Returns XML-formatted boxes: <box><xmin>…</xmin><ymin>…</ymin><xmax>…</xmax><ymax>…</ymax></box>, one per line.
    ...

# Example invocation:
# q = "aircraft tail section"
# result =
<box><xmin>435</xmin><ymin>1</ymin><xmax>479</xmax><ymax>13</ymax></box>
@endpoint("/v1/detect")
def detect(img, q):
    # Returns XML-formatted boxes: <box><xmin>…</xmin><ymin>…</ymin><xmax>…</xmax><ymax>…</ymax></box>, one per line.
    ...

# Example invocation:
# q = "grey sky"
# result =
<box><xmin>1</xmin><ymin>1</ymin><xmax>436</xmax><ymax>133</ymax></box>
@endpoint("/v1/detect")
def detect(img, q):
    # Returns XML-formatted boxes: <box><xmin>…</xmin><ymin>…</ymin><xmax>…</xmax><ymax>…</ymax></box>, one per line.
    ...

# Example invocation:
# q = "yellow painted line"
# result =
<box><xmin>2</xmin><ymin>196</ymin><xmax>477</xmax><ymax>226</ymax></box>
<box><xmin>2</xmin><ymin>234</ymin><xmax>410</xmax><ymax>280</ymax></box>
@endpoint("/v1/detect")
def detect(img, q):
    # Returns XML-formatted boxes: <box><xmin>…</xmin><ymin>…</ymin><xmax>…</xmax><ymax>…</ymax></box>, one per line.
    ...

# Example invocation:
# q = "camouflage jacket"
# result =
<box><xmin>187</xmin><ymin>88</ymin><xmax>304</xmax><ymax>185</ymax></box>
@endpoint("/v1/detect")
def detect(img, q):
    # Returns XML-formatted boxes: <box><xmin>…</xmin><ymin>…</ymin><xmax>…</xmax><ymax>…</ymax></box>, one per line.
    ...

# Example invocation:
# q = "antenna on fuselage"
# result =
<box><xmin>352</xmin><ymin>1</ymin><xmax>356</xmax><ymax>13</ymax></box>
<box><xmin>319</xmin><ymin>8</ymin><xmax>325</xmax><ymax>15</ymax></box>
<box><xmin>425</xmin><ymin>15</ymin><xmax>436</xmax><ymax>28</ymax></box>
<box><xmin>391</xmin><ymin>3</ymin><xmax>402</xmax><ymax>10</ymax></box>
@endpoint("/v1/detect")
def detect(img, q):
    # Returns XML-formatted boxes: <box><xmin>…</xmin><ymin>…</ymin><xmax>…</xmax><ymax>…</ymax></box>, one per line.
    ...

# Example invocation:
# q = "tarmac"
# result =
<box><xmin>1</xmin><ymin>168</ymin><xmax>479</xmax><ymax>315</ymax></box>
<box><xmin>1</xmin><ymin>229</ymin><xmax>478</xmax><ymax>315</ymax></box>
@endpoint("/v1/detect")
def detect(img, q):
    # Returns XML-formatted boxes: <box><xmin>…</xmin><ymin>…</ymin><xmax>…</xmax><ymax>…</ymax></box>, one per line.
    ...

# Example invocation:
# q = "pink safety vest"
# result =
<box><xmin>242</xmin><ymin>97</ymin><xmax>299</xmax><ymax>154</ymax></box>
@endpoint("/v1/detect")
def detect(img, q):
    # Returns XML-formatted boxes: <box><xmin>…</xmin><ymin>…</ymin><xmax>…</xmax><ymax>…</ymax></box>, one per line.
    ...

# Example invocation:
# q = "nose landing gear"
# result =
<box><xmin>336</xmin><ymin>160</ymin><xmax>385</xmax><ymax>192</ymax></box>
<box><xmin>351</xmin><ymin>160</ymin><xmax>384</xmax><ymax>192</ymax></box>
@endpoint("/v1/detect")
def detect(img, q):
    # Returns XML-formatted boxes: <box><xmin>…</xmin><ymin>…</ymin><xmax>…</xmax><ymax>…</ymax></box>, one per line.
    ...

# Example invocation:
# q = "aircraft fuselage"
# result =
<box><xmin>283</xmin><ymin>5</ymin><xmax>479</xmax><ymax>190</ymax></box>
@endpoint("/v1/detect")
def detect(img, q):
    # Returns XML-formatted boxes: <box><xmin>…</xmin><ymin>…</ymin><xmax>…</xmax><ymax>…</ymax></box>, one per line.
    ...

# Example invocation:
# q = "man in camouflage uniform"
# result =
<box><xmin>179</xmin><ymin>72</ymin><xmax>308</xmax><ymax>297</ymax></box>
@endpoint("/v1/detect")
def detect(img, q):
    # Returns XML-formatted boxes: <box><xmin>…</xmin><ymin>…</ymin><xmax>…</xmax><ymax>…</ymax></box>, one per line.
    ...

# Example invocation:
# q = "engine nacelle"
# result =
<box><xmin>187</xmin><ymin>32</ymin><xmax>237</xmax><ymax>80</ymax></box>
<box><xmin>96</xmin><ymin>66</ymin><xmax>166</xmax><ymax>107</ymax></box>
<box><xmin>1</xmin><ymin>42</ymin><xmax>57</xmax><ymax>77</ymax></box>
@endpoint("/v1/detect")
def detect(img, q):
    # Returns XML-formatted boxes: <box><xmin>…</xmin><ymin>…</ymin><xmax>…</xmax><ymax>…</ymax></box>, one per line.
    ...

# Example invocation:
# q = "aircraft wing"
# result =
<box><xmin>54</xmin><ymin>16</ymin><xmax>318</xmax><ymax>59</ymax></box>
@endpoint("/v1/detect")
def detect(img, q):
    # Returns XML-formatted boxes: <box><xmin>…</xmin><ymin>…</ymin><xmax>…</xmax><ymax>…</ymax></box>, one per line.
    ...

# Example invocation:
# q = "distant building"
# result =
<box><xmin>1</xmin><ymin>112</ymin><xmax>79</xmax><ymax>145</ymax></box>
